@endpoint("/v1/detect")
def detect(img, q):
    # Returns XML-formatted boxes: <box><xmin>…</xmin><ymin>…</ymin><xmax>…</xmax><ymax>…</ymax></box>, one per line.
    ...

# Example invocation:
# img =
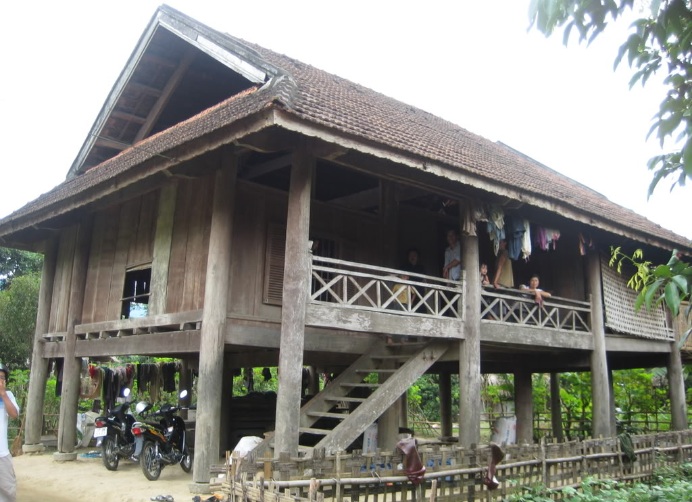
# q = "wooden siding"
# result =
<box><xmin>165</xmin><ymin>175</ymin><xmax>214</xmax><ymax>313</ymax></box>
<box><xmin>81</xmin><ymin>192</ymin><xmax>159</xmax><ymax>323</ymax></box>
<box><xmin>48</xmin><ymin>225</ymin><xmax>78</xmax><ymax>333</ymax></box>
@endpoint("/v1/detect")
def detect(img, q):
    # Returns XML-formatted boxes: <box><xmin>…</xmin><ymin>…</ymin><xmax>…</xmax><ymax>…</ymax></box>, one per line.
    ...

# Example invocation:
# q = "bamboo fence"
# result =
<box><xmin>213</xmin><ymin>430</ymin><xmax>692</xmax><ymax>502</ymax></box>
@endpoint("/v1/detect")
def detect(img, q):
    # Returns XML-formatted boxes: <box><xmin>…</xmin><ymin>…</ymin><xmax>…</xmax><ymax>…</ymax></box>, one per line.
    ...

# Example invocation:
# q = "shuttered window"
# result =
<box><xmin>264</xmin><ymin>223</ymin><xmax>286</xmax><ymax>305</ymax></box>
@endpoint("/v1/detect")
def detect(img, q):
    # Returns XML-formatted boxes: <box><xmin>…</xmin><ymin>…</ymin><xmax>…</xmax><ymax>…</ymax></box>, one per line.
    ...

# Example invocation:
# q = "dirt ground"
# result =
<box><xmin>13</xmin><ymin>448</ymin><xmax>223</xmax><ymax>502</ymax></box>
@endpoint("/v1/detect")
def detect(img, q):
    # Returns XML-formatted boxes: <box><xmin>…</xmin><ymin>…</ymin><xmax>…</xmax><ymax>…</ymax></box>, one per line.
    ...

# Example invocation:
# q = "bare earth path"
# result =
<box><xmin>13</xmin><ymin>449</ymin><xmax>202</xmax><ymax>502</ymax></box>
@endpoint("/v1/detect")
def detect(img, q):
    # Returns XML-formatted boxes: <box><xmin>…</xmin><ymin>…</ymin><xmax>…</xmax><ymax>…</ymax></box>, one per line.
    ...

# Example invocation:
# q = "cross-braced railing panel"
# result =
<box><xmin>481</xmin><ymin>288</ymin><xmax>591</xmax><ymax>332</ymax></box>
<box><xmin>310</xmin><ymin>256</ymin><xmax>465</xmax><ymax>319</ymax></box>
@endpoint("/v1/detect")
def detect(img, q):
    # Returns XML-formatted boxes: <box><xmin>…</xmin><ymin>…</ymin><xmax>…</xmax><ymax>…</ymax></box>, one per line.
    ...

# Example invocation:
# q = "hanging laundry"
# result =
<box><xmin>521</xmin><ymin>219</ymin><xmax>532</xmax><ymax>261</ymax></box>
<box><xmin>487</xmin><ymin>204</ymin><xmax>506</xmax><ymax>255</ymax></box>
<box><xmin>504</xmin><ymin>214</ymin><xmax>525</xmax><ymax>261</ymax></box>
<box><xmin>578</xmin><ymin>233</ymin><xmax>595</xmax><ymax>255</ymax></box>
<box><xmin>534</xmin><ymin>226</ymin><xmax>561</xmax><ymax>251</ymax></box>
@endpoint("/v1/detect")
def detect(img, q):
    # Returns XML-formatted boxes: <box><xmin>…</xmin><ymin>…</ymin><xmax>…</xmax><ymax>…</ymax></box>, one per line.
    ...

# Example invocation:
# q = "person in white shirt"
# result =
<box><xmin>0</xmin><ymin>362</ymin><xmax>19</xmax><ymax>502</ymax></box>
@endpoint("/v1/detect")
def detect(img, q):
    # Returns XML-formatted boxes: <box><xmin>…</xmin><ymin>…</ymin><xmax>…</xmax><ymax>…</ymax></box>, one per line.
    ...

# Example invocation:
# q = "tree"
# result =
<box><xmin>529</xmin><ymin>0</ymin><xmax>692</xmax><ymax>195</ymax></box>
<box><xmin>0</xmin><ymin>247</ymin><xmax>42</xmax><ymax>290</ymax></box>
<box><xmin>0</xmin><ymin>272</ymin><xmax>40</xmax><ymax>368</ymax></box>
<box><xmin>610</xmin><ymin>248</ymin><xmax>691</xmax><ymax>345</ymax></box>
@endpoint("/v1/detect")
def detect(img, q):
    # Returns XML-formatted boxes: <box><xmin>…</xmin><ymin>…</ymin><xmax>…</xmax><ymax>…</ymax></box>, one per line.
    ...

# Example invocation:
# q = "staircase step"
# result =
<box><xmin>299</xmin><ymin>427</ymin><xmax>331</xmax><ymax>436</ymax></box>
<box><xmin>306</xmin><ymin>411</ymin><xmax>349</xmax><ymax>419</ymax></box>
<box><xmin>340</xmin><ymin>383</ymin><xmax>380</xmax><ymax>388</ymax></box>
<box><xmin>324</xmin><ymin>396</ymin><xmax>367</xmax><ymax>403</ymax></box>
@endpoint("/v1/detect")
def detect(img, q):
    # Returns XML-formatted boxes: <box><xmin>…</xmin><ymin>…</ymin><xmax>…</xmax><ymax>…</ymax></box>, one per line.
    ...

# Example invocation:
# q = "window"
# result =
<box><xmin>121</xmin><ymin>266</ymin><xmax>151</xmax><ymax>319</ymax></box>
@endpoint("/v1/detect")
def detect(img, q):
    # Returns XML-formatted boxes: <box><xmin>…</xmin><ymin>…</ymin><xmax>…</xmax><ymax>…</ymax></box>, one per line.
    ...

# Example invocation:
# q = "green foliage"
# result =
<box><xmin>610</xmin><ymin>247</ymin><xmax>691</xmax><ymax>346</ymax></box>
<box><xmin>505</xmin><ymin>465</ymin><xmax>692</xmax><ymax>501</ymax></box>
<box><xmin>559</xmin><ymin>372</ymin><xmax>593</xmax><ymax>440</ymax></box>
<box><xmin>0</xmin><ymin>247</ymin><xmax>42</xmax><ymax>290</ymax></box>
<box><xmin>529</xmin><ymin>0</ymin><xmax>692</xmax><ymax>195</ymax></box>
<box><xmin>0</xmin><ymin>271</ymin><xmax>40</xmax><ymax>368</ymax></box>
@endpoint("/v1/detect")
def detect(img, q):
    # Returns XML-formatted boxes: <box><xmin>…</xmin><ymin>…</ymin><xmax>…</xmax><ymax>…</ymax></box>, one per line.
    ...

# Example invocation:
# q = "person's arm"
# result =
<box><xmin>0</xmin><ymin>382</ymin><xmax>18</xmax><ymax>419</ymax></box>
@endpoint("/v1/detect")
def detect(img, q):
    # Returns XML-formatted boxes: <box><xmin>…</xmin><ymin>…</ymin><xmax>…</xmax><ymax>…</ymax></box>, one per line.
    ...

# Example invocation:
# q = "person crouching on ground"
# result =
<box><xmin>0</xmin><ymin>362</ymin><xmax>19</xmax><ymax>502</ymax></box>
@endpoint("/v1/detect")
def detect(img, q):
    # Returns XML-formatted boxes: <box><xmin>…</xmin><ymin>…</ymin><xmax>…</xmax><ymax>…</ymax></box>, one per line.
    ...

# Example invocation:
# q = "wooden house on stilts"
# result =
<box><xmin>0</xmin><ymin>5</ymin><xmax>689</xmax><ymax>492</ymax></box>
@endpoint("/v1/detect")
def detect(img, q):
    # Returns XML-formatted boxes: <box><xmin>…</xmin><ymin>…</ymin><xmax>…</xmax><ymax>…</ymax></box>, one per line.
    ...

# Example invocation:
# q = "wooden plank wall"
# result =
<box><xmin>48</xmin><ymin>225</ymin><xmax>79</xmax><ymax>333</ymax></box>
<box><xmin>165</xmin><ymin>174</ymin><xmax>214</xmax><ymax>313</ymax></box>
<box><xmin>80</xmin><ymin>191</ymin><xmax>159</xmax><ymax>323</ymax></box>
<box><xmin>228</xmin><ymin>182</ymin><xmax>381</xmax><ymax>322</ymax></box>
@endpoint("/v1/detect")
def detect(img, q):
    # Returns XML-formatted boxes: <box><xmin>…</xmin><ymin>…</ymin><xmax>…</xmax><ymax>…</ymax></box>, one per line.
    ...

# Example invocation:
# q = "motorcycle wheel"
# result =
<box><xmin>141</xmin><ymin>441</ymin><xmax>162</xmax><ymax>481</ymax></box>
<box><xmin>101</xmin><ymin>436</ymin><xmax>119</xmax><ymax>471</ymax></box>
<box><xmin>180</xmin><ymin>451</ymin><xmax>192</xmax><ymax>473</ymax></box>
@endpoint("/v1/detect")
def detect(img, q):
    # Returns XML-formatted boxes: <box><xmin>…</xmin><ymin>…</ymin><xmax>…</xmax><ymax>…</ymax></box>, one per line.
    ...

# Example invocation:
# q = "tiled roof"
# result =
<box><xmin>0</xmin><ymin>7</ymin><xmax>689</xmax><ymax>252</ymax></box>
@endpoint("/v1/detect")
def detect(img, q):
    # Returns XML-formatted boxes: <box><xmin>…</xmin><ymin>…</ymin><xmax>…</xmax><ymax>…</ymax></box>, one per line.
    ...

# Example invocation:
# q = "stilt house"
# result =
<box><xmin>1</xmin><ymin>5</ymin><xmax>689</xmax><ymax>489</ymax></box>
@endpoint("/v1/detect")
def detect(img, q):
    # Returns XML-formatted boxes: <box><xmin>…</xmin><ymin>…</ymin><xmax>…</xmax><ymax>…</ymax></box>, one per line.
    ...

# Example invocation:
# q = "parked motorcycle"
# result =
<box><xmin>94</xmin><ymin>388</ymin><xmax>141</xmax><ymax>470</ymax></box>
<box><xmin>131</xmin><ymin>390</ymin><xmax>192</xmax><ymax>480</ymax></box>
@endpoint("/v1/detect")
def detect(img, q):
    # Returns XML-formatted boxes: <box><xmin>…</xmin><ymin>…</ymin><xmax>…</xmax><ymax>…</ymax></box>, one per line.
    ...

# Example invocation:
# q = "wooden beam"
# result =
<box><xmin>587</xmin><ymin>252</ymin><xmax>613</xmax><ymax>438</ymax></box>
<box><xmin>111</xmin><ymin>110</ymin><xmax>147</xmax><ymax>124</ymax></box>
<box><xmin>193</xmin><ymin>152</ymin><xmax>237</xmax><ymax>485</ymax></box>
<box><xmin>23</xmin><ymin>237</ymin><xmax>58</xmax><ymax>450</ymax></box>
<box><xmin>134</xmin><ymin>48</ymin><xmax>196</xmax><ymax>143</ymax></box>
<box><xmin>75</xmin><ymin>330</ymin><xmax>200</xmax><ymax>357</ymax></box>
<box><xmin>305</xmin><ymin>304</ymin><xmax>464</xmax><ymax>339</ymax></box>
<box><xmin>56</xmin><ymin>218</ymin><xmax>92</xmax><ymax>457</ymax></box>
<box><xmin>242</xmin><ymin>153</ymin><xmax>292</xmax><ymax>179</ymax></box>
<box><xmin>481</xmin><ymin>323</ymin><xmax>594</xmax><ymax>350</ymax></box>
<box><xmin>149</xmin><ymin>182</ymin><xmax>178</xmax><ymax>315</ymax></box>
<box><xmin>274</xmin><ymin>148</ymin><xmax>314</xmax><ymax>459</ymax></box>
<box><xmin>127</xmin><ymin>80</ymin><xmax>163</xmax><ymax>98</ymax></box>
<box><xmin>95</xmin><ymin>137</ymin><xmax>129</xmax><ymax>151</ymax></box>
<box><xmin>459</xmin><ymin>233</ymin><xmax>481</xmax><ymax>448</ymax></box>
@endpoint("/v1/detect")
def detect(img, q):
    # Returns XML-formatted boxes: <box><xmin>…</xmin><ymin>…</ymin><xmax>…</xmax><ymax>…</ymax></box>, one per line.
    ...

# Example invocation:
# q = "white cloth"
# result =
<box><xmin>0</xmin><ymin>391</ymin><xmax>19</xmax><ymax>457</ymax></box>
<box><xmin>521</xmin><ymin>219</ymin><xmax>532</xmax><ymax>261</ymax></box>
<box><xmin>444</xmin><ymin>242</ymin><xmax>461</xmax><ymax>281</ymax></box>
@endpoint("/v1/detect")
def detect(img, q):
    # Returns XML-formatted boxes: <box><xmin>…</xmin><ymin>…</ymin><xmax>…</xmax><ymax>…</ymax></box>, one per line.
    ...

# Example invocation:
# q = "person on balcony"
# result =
<box><xmin>480</xmin><ymin>263</ymin><xmax>490</xmax><ymax>286</ymax></box>
<box><xmin>492</xmin><ymin>239</ymin><xmax>514</xmax><ymax>289</ymax></box>
<box><xmin>520</xmin><ymin>274</ymin><xmax>552</xmax><ymax>306</ymax></box>
<box><xmin>442</xmin><ymin>229</ymin><xmax>461</xmax><ymax>281</ymax></box>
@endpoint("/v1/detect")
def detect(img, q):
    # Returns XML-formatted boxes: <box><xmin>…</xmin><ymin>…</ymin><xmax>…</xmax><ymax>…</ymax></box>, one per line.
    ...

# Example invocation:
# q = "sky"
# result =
<box><xmin>1</xmin><ymin>1</ymin><xmax>689</xmax><ymax>240</ymax></box>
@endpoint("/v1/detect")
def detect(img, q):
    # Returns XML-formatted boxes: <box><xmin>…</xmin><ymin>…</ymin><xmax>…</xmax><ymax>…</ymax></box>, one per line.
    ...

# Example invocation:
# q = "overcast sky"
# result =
<box><xmin>1</xmin><ymin>1</ymin><xmax>689</xmax><ymax>240</ymax></box>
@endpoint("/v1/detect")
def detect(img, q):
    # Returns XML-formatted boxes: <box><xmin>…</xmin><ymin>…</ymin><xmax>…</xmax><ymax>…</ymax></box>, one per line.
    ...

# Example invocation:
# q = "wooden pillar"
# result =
<box><xmin>273</xmin><ymin>148</ymin><xmax>314</xmax><ymax>457</ymax></box>
<box><xmin>608</xmin><ymin>369</ymin><xmax>617</xmax><ymax>434</ymax></box>
<box><xmin>191</xmin><ymin>155</ymin><xmax>237</xmax><ymax>486</ymax></box>
<box><xmin>307</xmin><ymin>366</ymin><xmax>320</xmax><ymax>397</ymax></box>
<box><xmin>23</xmin><ymin>237</ymin><xmax>59</xmax><ymax>452</ymax></box>
<box><xmin>399</xmin><ymin>390</ymin><xmax>409</xmax><ymax>429</ymax></box>
<box><xmin>439</xmin><ymin>372</ymin><xmax>453</xmax><ymax>437</ymax></box>
<box><xmin>54</xmin><ymin>219</ymin><xmax>92</xmax><ymax>460</ymax></box>
<box><xmin>378</xmin><ymin>359</ymin><xmax>399</xmax><ymax>451</ymax></box>
<box><xmin>549</xmin><ymin>373</ymin><xmax>563</xmax><ymax>443</ymax></box>
<box><xmin>515</xmin><ymin>370</ymin><xmax>533</xmax><ymax>444</ymax></box>
<box><xmin>149</xmin><ymin>181</ymin><xmax>177</xmax><ymax>315</ymax></box>
<box><xmin>459</xmin><ymin>233</ymin><xmax>481</xmax><ymax>447</ymax></box>
<box><xmin>668</xmin><ymin>315</ymin><xmax>688</xmax><ymax>430</ymax></box>
<box><xmin>586</xmin><ymin>252</ymin><xmax>612</xmax><ymax>437</ymax></box>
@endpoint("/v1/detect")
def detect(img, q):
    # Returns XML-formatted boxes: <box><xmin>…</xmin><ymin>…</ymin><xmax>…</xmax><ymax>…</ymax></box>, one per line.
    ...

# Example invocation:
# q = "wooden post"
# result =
<box><xmin>23</xmin><ymin>237</ymin><xmax>58</xmax><ymax>452</ymax></box>
<box><xmin>380</xmin><ymin>180</ymin><xmax>398</xmax><ymax>266</ymax></box>
<box><xmin>515</xmin><ymin>370</ymin><xmax>533</xmax><ymax>444</ymax></box>
<box><xmin>459</xmin><ymin>232</ymin><xmax>481</xmax><ymax>447</ymax></box>
<box><xmin>668</xmin><ymin>314</ymin><xmax>688</xmax><ymax>430</ymax></box>
<box><xmin>549</xmin><ymin>373</ymin><xmax>563</xmax><ymax>443</ymax></box>
<box><xmin>307</xmin><ymin>366</ymin><xmax>320</xmax><ymax>397</ymax></box>
<box><xmin>586</xmin><ymin>252</ymin><xmax>612</xmax><ymax>438</ymax></box>
<box><xmin>399</xmin><ymin>389</ymin><xmax>409</xmax><ymax>429</ymax></box>
<box><xmin>378</xmin><ymin>359</ymin><xmax>399</xmax><ymax>451</ymax></box>
<box><xmin>192</xmin><ymin>153</ymin><xmax>237</xmax><ymax>486</ymax></box>
<box><xmin>54</xmin><ymin>218</ymin><xmax>92</xmax><ymax>460</ymax></box>
<box><xmin>439</xmin><ymin>372</ymin><xmax>453</xmax><ymax>437</ymax></box>
<box><xmin>149</xmin><ymin>180</ymin><xmax>177</xmax><ymax>315</ymax></box>
<box><xmin>608</xmin><ymin>369</ymin><xmax>617</xmax><ymax>434</ymax></box>
<box><xmin>178</xmin><ymin>358</ymin><xmax>191</xmax><ymax>408</ymax></box>
<box><xmin>273</xmin><ymin>148</ymin><xmax>314</xmax><ymax>458</ymax></box>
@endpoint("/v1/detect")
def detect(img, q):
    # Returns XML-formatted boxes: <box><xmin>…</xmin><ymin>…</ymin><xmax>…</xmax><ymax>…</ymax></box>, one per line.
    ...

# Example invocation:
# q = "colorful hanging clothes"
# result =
<box><xmin>535</xmin><ymin>226</ymin><xmax>561</xmax><ymax>251</ymax></box>
<box><xmin>487</xmin><ymin>204</ymin><xmax>505</xmax><ymax>256</ymax></box>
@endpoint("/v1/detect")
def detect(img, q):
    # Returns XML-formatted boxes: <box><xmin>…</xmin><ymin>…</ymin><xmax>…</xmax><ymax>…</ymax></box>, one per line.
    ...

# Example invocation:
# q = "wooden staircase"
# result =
<box><xmin>295</xmin><ymin>339</ymin><xmax>449</xmax><ymax>457</ymax></box>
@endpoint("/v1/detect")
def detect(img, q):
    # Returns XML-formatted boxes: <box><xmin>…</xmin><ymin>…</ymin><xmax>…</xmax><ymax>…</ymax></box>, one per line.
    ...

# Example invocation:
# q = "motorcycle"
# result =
<box><xmin>131</xmin><ymin>390</ymin><xmax>192</xmax><ymax>480</ymax></box>
<box><xmin>94</xmin><ymin>388</ymin><xmax>142</xmax><ymax>470</ymax></box>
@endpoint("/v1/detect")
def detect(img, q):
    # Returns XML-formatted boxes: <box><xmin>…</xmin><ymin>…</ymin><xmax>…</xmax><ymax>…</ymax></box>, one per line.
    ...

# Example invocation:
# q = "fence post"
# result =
<box><xmin>540</xmin><ymin>436</ymin><xmax>548</xmax><ymax>488</ymax></box>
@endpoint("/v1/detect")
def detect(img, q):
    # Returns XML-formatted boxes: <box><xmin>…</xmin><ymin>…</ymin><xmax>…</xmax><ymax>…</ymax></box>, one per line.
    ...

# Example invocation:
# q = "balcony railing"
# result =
<box><xmin>481</xmin><ymin>287</ymin><xmax>591</xmax><ymax>332</ymax></box>
<box><xmin>310</xmin><ymin>256</ymin><xmax>465</xmax><ymax>319</ymax></box>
